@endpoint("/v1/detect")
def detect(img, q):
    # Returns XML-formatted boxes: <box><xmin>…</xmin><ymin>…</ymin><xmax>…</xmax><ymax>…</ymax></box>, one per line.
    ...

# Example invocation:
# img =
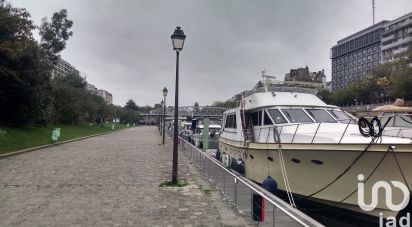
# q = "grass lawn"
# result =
<box><xmin>0</xmin><ymin>123</ymin><xmax>129</xmax><ymax>155</ymax></box>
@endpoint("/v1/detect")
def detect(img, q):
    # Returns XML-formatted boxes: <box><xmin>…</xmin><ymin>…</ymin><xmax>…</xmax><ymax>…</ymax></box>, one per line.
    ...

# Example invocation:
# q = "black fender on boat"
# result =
<box><xmin>215</xmin><ymin>148</ymin><xmax>221</xmax><ymax>161</ymax></box>
<box><xmin>230</xmin><ymin>158</ymin><xmax>245</xmax><ymax>175</ymax></box>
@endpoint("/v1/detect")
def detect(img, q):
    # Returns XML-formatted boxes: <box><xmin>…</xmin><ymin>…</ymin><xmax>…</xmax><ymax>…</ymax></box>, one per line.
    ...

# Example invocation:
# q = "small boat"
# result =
<box><xmin>190</xmin><ymin>117</ymin><xmax>221</xmax><ymax>149</ymax></box>
<box><xmin>218</xmin><ymin>87</ymin><xmax>412</xmax><ymax>222</ymax></box>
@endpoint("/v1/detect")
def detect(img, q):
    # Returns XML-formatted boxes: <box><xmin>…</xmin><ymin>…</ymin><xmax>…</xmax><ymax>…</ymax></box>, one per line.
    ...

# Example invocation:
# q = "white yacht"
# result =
<box><xmin>219</xmin><ymin>89</ymin><xmax>412</xmax><ymax>220</ymax></box>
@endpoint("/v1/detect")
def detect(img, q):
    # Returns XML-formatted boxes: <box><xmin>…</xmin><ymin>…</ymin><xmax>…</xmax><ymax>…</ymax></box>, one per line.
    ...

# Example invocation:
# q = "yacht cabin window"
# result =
<box><xmin>209</xmin><ymin>119</ymin><xmax>221</xmax><ymax>125</ymax></box>
<box><xmin>281</xmin><ymin>109</ymin><xmax>313</xmax><ymax>123</ymax></box>
<box><xmin>263</xmin><ymin>111</ymin><xmax>273</xmax><ymax>125</ymax></box>
<box><xmin>224</xmin><ymin>114</ymin><xmax>237</xmax><ymax>129</ymax></box>
<box><xmin>267</xmin><ymin>109</ymin><xmax>287</xmax><ymax>124</ymax></box>
<box><xmin>251</xmin><ymin>111</ymin><xmax>262</xmax><ymax>126</ymax></box>
<box><xmin>327</xmin><ymin>110</ymin><xmax>352</xmax><ymax>123</ymax></box>
<box><xmin>306</xmin><ymin>109</ymin><xmax>336</xmax><ymax>123</ymax></box>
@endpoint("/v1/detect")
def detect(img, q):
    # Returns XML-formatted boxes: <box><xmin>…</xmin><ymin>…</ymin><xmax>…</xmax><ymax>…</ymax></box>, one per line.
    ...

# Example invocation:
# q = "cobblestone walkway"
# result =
<box><xmin>0</xmin><ymin>126</ymin><xmax>252</xmax><ymax>226</ymax></box>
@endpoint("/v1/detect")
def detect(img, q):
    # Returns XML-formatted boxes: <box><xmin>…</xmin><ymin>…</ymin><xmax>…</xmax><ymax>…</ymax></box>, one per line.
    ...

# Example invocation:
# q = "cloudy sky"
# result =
<box><xmin>13</xmin><ymin>0</ymin><xmax>412</xmax><ymax>106</ymax></box>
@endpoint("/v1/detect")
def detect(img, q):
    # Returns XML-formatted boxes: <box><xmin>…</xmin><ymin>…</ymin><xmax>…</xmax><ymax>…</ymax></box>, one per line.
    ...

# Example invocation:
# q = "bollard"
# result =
<box><xmin>252</xmin><ymin>192</ymin><xmax>265</xmax><ymax>222</ymax></box>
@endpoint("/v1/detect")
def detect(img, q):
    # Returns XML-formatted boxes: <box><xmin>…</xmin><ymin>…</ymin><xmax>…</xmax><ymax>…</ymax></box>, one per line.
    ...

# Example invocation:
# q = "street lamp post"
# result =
<box><xmin>170</xmin><ymin>26</ymin><xmax>186</xmax><ymax>184</ymax></box>
<box><xmin>160</xmin><ymin>100</ymin><xmax>163</xmax><ymax>135</ymax></box>
<box><xmin>162</xmin><ymin>87</ymin><xmax>168</xmax><ymax>145</ymax></box>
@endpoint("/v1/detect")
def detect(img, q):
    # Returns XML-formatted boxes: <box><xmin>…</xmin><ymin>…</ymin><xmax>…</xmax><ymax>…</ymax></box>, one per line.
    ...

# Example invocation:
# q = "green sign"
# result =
<box><xmin>51</xmin><ymin>128</ymin><xmax>61</xmax><ymax>142</ymax></box>
<box><xmin>0</xmin><ymin>129</ymin><xmax>7</xmax><ymax>136</ymax></box>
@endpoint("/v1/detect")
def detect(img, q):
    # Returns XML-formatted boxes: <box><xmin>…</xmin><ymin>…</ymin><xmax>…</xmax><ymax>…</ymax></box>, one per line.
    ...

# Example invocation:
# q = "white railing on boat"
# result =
<box><xmin>243</xmin><ymin>121</ymin><xmax>412</xmax><ymax>145</ymax></box>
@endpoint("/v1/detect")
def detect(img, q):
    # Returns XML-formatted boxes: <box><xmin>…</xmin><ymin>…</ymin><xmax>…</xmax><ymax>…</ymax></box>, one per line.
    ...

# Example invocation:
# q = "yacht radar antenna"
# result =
<box><xmin>262</xmin><ymin>69</ymin><xmax>277</xmax><ymax>92</ymax></box>
<box><xmin>372</xmin><ymin>0</ymin><xmax>375</xmax><ymax>25</ymax></box>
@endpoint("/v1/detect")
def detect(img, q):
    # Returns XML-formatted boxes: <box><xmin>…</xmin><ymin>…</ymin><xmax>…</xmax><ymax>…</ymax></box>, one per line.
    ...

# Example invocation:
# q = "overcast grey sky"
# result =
<box><xmin>12</xmin><ymin>0</ymin><xmax>412</xmax><ymax>106</ymax></box>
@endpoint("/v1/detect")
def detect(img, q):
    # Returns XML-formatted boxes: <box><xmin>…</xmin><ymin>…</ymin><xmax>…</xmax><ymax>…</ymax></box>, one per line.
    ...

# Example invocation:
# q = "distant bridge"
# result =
<box><xmin>140</xmin><ymin>106</ymin><xmax>229</xmax><ymax>123</ymax></box>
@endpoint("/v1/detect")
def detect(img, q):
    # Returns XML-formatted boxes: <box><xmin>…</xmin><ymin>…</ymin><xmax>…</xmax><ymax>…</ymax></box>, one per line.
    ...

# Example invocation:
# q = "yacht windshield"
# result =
<box><xmin>281</xmin><ymin>109</ymin><xmax>313</xmax><ymax>123</ymax></box>
<box><xmin>327</xmin><ymin>110</ymin><xmax>353</xmax><ymax>123</ymax></box>
<box><xmin>381</xmin><ymin>113</ymin><xmax>412</xmax><ymax>127</ymax></box>
<box><xmin>267</xmin><ymin>109</ymin><xmax>287</xmax><ymax>124</ymax></box>
<box><xmin>306</xmin><ymin>109</ymin><xmax>337</xmax><ymax>123</ymax></box>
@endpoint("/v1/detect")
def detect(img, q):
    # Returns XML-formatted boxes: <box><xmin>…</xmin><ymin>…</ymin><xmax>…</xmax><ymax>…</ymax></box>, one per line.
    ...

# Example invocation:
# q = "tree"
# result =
<box><xmin>211</xmin><ymin>100</ymin><xmax>225</xmax><ymax>107</ymax></box>
<box><xmin>211</xmin><ymin>100</ymin><xmax>234</xmax><ymax>108</ymax></box>
<box><xmin>39</xmin><ymin>9</ymin><xmax>73</xmax><ymax>65</ymax></box>
<box><xmin>109</xmin><ymin>104</ymin><xmax>139</xmax><ymax>124</ymax></box>
<box><xmin>153</xmin><ymin>103</ymin><xmax>162</xmax><ymax>110</ymax></box>
<box><xmin>125</xmin><ymin>99</ymin><xmax>139</xmax><ymax>111</ymax></box>
<box><xmin>0</xmin><ymin>1</ymin><xmax>51</xmax><ymax>125</ymax></box>
<box><xmin>119</xmin><ymin>108</ymin><xmax>140</xmax><ymax>124</ymax></box>
<box><xmin>389</xmin><ymin>61</ymin><xmax>412</xmax><ymax>99</ymax></box>
<box><xmin>51</xmin><ymin>71</ymin><xmax>88</xmax><ymax>124</ymax></box>
<box><xmin>316</xmin><ymin>89</ymin><xmax>332</xmax><ymax>104</ymax></box>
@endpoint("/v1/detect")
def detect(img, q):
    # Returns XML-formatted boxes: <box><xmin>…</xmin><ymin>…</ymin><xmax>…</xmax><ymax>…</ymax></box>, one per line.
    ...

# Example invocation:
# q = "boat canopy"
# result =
<box><xmin>243</xmin><ymin>92</ymin><xmax>335</xmax><ymax>110</ymax></box>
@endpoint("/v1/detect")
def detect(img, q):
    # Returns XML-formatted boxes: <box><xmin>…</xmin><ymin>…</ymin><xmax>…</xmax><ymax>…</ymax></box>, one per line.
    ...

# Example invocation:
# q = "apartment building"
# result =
<box><xmin>330</xmin><ymin>21</ymin><xmax>387</xmax><ymax>90</ymax></box>
<box><xmin>52</xmin><ymin>57</ymin><xmax>80</xmax><ymax>78</ymax></box>
<box><xmin>381</xmin><ymin>12</ymin><xmax>412</xmax><ymax>62</ymax></box>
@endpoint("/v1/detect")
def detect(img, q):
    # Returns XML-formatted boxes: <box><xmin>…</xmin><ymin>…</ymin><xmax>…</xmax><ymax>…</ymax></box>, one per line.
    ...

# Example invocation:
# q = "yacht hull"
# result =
<box><xmin>219</xmin><ymin>137</ymin><xmax>412</xmax><ymax>218</ymax></box>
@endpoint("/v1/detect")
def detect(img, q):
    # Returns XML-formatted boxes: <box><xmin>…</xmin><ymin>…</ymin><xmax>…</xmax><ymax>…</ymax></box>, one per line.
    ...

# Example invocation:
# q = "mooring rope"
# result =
<box><xmin>273</xmin><ymin>127</ymin><xmax>296</xmax><ymax>207</ymax></box>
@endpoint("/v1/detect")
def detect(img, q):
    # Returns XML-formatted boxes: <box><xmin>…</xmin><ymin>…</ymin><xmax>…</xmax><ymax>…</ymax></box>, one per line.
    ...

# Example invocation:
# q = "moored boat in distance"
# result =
<box><xmin>218</xmin><ymin>87</ymin><xmax>412</xmax><ymax>222</ymax></box>
<box><xmin>190</xmin><ymin>117</ymin><xmax>221</xmax><ymax>149</ymax></box>
<box><xmin>180</xmin><ymin>120</ymin><xmax>192</xmax><ymax>142</ymax></box>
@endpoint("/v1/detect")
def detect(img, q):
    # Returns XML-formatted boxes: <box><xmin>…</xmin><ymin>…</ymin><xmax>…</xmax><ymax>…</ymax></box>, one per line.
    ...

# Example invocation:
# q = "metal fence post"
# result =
<box><xmin>223</xmin><ymin>172</ymin><xmax>226</xmax><ymax>194</ymax></box>
<box><xmin>208</xmin><ymin>160</ymin><xmax>211</xmax><ymax>177</ymax></box>
<box><xmin>250</xmin><ymin>189</ymin><xmax>253</xmax><ymax>221</ymax></box>
<box><xmin>234</xmin><ymin>178</ymin><xmax>238</xmax><ymax>206</ymax></box>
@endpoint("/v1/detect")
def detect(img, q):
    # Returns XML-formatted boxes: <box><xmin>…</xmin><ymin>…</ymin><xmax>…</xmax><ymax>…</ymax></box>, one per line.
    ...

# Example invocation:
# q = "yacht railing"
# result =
<box><xmin>243</xmin><ymin>119</ymin><xmax>412</xmax><ymax>145</ymax></box>
<box><xmin>178</xmin><ymin>137</ymin><xmax>324</xmax><ymax>227</ymax></box>
<box><xmin>381</xmin><ymin>127</ymin><xmax>412</xmax><ymax>138</ymax></box>
<box><xmin>367</xmin><ymin>114</ymin><xmax>412</xmax><ymax>139</ymax></box>
<box><xmin>242</xmin><ymin>86</ymin><xmax>318</xmax><ymax>99</ymax></box>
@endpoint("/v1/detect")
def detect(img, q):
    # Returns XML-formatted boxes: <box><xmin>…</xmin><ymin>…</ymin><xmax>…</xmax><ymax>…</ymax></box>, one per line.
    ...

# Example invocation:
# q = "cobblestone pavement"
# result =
<box><xmin>0</xmin><ymin>126</ymin><xmax>253</xmax><ymax>226</ymax></box>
